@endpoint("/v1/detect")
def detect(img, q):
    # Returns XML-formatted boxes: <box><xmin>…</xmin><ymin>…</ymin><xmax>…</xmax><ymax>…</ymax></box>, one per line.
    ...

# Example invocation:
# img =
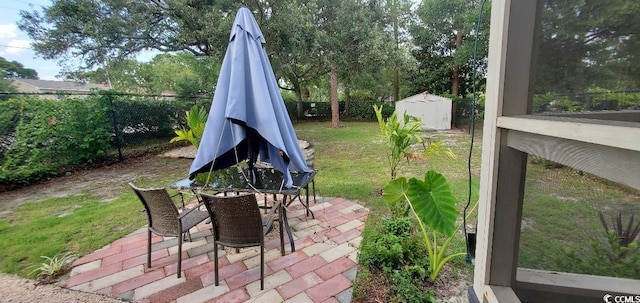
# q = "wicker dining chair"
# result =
<box><xmin>129</xmin><ymin>183</ymin><xmax>210</xmax><ymax>278</ymax></box>
<box><xmin>199</xmin><ymin>193</ymin><xmax>282</xmax><ymax>290</ymax></box>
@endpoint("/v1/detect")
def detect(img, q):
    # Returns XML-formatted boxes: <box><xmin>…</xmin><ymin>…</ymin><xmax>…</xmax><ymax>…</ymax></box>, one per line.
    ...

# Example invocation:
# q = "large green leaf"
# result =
<box><xmin>382</xmin><ymin>177</ymin><xmax>409</xmax><ymax>208</ymax></box>
<box><xmin>407</xmin><ymin>170</ymin><xmax>458</xmax><ymax>236</ymax></box>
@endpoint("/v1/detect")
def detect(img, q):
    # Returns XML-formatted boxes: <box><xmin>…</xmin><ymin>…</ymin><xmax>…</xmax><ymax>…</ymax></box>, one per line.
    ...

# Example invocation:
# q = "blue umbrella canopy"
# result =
<box><xmin>189</xmin><ymin>7</ymin><xmax>311</xmax><ymax>188</ymax></box>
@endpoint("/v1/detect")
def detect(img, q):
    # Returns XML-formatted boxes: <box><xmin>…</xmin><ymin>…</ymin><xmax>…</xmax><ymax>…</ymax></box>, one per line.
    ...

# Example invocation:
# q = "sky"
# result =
<box><xmin>0</xmin><ymin>0</ymin><xmax>62</xmax><ymax>80</ymax></box>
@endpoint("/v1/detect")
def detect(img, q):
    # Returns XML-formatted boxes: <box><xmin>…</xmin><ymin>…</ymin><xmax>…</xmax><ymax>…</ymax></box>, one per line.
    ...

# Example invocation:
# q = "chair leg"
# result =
<box><xmin>147</xmin><ymin>230</ymin><xmax>152</xmax><ymax>268</ymax></box>
<box><xmin>214</xmin><ymin>242</ymin><xmax>219</xmax><ymax>286</ymax></box>
<box><xmin>177</xmin><ymin>237</ymin><xmax>182</xmax><ymax>278</ymax></box>
<box><xmin>260</xmin><ymin>244</ymin><xmax>264</xmax><ymax>290</ymax></box>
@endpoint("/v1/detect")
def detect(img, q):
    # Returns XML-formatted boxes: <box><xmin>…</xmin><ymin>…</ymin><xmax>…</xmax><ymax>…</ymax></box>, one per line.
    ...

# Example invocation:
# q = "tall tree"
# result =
<box><xmin>0</xmin><ymin>57</ymin><xmax>38</xmax><ymax>79</ymax></box>
<box><xmin>69</xmin><ymin>53</ymin><xmax>220</xmax><ymax>95</ymax></box>
<box><xmin>314</xmin><ymin>0</ymin><xmax>395</xmax><ymax>128</ymax></box>
<box><xmin>380</xmin><ymin>0</ymin><xmax>415</xmax><ymax>102</ymax></box>
<box><xmin>18</xmin><ymin>0</ymin><xmax>335</xmax><ymax>109</ymax></box>
<box><xmin>535</xmin><ymin>0</ymin><xmax>640</xmax><ymax>93</ymax></box>
<box><xmin>264</xmin><ymin>0</ymin><xmax>328</xmax><ymax>120</ymax></box>
<box><xmin>18</xmin><ymin>0</ymin><xmax>238</xmax><ymax>70</ymax></box>
<box><xmin>410</xmin><ymin>0</ymin><xmax>489</xmax><ymax>97</ymax></box>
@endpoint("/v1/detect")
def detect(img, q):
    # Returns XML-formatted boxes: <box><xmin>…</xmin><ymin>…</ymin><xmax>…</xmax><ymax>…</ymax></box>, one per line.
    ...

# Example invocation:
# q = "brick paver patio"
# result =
<box><xmin>66</xmin><ymin>196</ymin><xmax>369</xmax><ymax>303</ymax></box>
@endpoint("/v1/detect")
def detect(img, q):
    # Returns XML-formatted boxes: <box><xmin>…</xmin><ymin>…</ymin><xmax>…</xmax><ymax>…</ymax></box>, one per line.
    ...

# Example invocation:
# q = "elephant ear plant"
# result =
<box><xmin>383</xmin><ymin>170</ymin><xmax>477</xmax><ymax>281</ymax></box>
<box><xmin>170</xmin><ymin>105</ymin><xmax>208</xmax><ymax>148</ymax></box>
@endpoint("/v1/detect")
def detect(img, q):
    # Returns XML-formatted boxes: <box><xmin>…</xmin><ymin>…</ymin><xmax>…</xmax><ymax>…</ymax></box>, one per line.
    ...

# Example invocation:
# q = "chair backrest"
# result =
<box><xmin>200</xmin><ymin>193</ymin><xmax>263</xmax><ymax>247</ymax></box>
<box><xmin>129</xmin><ymin>183</ymin><xmax>180</xmax><ymax>236</ymax></box>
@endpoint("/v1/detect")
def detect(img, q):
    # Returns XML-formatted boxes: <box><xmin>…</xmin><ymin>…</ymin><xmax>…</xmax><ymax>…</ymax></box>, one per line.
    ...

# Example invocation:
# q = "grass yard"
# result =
<box><xmin>0</xmin><ymin>120</ymin><xmax>637</xmax><ymax>293</ymax></box>
<box><xmin>519</xmin><ymin>161</ymin><xmax>640</xmax><ymax>277</ymax></box>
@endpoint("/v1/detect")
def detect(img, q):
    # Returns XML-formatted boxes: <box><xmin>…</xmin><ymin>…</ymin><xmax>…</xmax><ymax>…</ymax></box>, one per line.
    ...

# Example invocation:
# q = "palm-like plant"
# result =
<box><xmin>598</xmin><ymin>211</ymin><xmax>640</xmax><ymax>261</ymax></box>
<box><xmin>170</xmin><ymin>105</ymin><xmax>208</xmax><ymax>148</ymax></box>
<box><xmin>373</xmin><ymin>105</ymin><xmax>424</xmax><ymax>179</ymax></box>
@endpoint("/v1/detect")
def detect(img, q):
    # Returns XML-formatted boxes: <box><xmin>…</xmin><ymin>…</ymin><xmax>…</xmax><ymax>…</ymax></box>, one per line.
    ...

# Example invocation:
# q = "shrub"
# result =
<box><xmin>390</xmin><ymin>265</ymin><xmax>436</xmax><ymax>303</ymax></box>
<box><xmin>170</xmin><ymin>105</ymin><xmax>208</xmax><ymax>148</ymax></box>
<box><xmin>359</xmin><ymin>216</ymin><xmax>423</xmax><ymax>273</ymax></box>
<box><xmin>29</xmin><ymin>252</ymin><xmax>76</xmax><ymax>283</ymax></box>
<box><xmin>107</xmin><ymin>94</ymin><xmax>178</xmax><ymax>141</ymax></box>
<box><xmin>0</xmin><ymin>97</ymin><xmax>111</xmax><ymax>186</ymax></box>
<box><xmin>555</xmin><ymin>211</ymin><xmax>640</xmax><ymax>279</ymax></box>
<box><xmin>384</xmin><ymin>171</ymin><xmax>474</xmax><ymax>281</ymax></box>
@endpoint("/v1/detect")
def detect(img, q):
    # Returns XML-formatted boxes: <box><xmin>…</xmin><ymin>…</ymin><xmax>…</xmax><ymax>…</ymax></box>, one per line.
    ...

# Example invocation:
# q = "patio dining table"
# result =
<box><xmin>170</xmin><ymin>166</ymin><xmax>317</xmax><ymax>253</ymax></box>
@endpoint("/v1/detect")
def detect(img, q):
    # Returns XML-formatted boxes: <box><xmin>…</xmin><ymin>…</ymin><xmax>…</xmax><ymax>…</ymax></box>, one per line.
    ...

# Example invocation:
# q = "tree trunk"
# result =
<box><xmin>393</xmin><ymin>68</ymin><xmax>399</xmax><ymax>102</ymax></box>
<box><xmin>330</xmin><ymin>62</ymin><xmax>340</xmax><ymax>128</ymax></box>
<box><xmin>451</xmin><ymin>30</ymin><xmax>464</xmax><ymax>127</ymax></box>
<box><xmin>451</xmin><ymin>30</ymin><xmax>464</xmax><ymax>96</ymax></box>
<box><xmin>344</xmin><ymin>86</ymin><xmax>350</xmax><ymax>117</ymax></box>
<box><xmin>392</xmin><ymin>0</ymin><xmax>399</xmax><ymax>103</ymax></box>
<box><xmin>293</xmin><ymin>80</ymin><xmax>303</xmax><ymax>121</ymax></box>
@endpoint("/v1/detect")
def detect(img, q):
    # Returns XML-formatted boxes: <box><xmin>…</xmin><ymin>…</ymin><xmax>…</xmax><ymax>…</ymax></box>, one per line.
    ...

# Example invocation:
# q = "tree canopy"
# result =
<box><xmin>19</xmin><ymin>0</ymin><xmax>403</xmax><ymax>126</ymax></box>
<box><xmin>68</xmin><ymin>52</ymin><xmax>220</xmax><ymax>96</ymax></box>
<box><xmin>17</xmin><ymin>0</ymin><xmax>640</xmax><ymax>112</ymax></box>
<box><xmin>0</xmin><ymin>57</ymin><xmax>38</xmax><ymax>99</ymax></box>
<box><xmin>409</xmin><ymin>0</ymin><xmax>490</xmax><ymax>97</ymax></box>
<box><xmin>0</xmin><ymin>57</ymin><xmax>38</xmax><ymax>80</ymax></box>
<box><xmin>534</xmin><ymin>0</ymin><xmax>640</xmax><ymax>93</ymax></box>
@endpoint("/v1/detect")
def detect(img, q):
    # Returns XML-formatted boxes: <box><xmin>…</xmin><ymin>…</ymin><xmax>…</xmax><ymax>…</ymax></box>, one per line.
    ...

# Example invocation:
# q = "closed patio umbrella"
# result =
<box><xmin>189</xmin><ymin>7</ymin><xmax>311</xmax><ymax>188</ymax></box>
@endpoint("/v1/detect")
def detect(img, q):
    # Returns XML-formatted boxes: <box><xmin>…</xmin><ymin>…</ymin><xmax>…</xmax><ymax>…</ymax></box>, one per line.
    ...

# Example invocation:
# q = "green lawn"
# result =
<box><xmin>519</xmin><ymin>162</ymin><xmax>640</xmax><ymax>275</ymax></box>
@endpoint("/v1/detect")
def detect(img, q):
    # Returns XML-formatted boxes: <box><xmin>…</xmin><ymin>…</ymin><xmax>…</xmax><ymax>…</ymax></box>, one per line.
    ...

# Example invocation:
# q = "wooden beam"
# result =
<box><xmin>474</xmin><ymin>0</ymin><xmax>542</xmax><ymax>301</ymax></box>
<box><xmin>506</xmin><ymin>130</ymin><xmax>640</xmax><ymax>190</ymax></box>
<box><xmin>488</xmin><ymin>142</ymin><xmax>526</xmax><ymax>286</ymax></box>
<box><xmin>498</xmin><ymin>116</ymin><xmax>640</xmax><ymax>152</ymax></box>
<box><xmin>543</xmin><ymin>110</ymin><xmax>640</xmax><ymax>123</ymax></box>
<box><xmin>483</xmin><ymin>286</ymin><xmax>522</xmax><ymax>303</ymax></box>
<box><xmin>473</xmin><ymin>0</ymin><xmax>511</xmax><ymax>295</ymax></box>
<box><xmin>515</xmin><ymin>268</ymin><xmax>640</xmax><ymax>303</ymax></box>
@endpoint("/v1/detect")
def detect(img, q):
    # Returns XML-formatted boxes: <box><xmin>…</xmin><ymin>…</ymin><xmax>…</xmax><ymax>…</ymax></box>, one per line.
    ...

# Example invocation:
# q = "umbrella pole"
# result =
<box><xmin>247</xmin><ymin>128</ymin><xmax>259</xmax><ymax>185</ymax></box>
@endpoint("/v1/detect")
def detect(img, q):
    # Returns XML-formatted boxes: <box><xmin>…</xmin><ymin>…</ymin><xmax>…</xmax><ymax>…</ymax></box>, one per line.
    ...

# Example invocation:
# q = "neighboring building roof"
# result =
<box><xmin>12</xmin><ymin>79</ymin><xmax>109</xmax><ymax>92</ymax></box>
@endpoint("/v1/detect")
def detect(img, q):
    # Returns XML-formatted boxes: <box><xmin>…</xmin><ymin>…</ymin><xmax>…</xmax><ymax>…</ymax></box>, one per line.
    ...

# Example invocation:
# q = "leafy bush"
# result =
<box><xmin>0</xmin><ymin>97</ymin><xmax>111</xmax><ymax>186</ymax></box>
<box><xmin>611</xmin><ymin>91</ymin><xmax>640</xmax><ymax>109</ymax></box>
<box><xmin>0</xmin><ymin>99</ymin><xmax>21</xmax><ymax>160</ymax></box>
<box><xmin>0</xmin><ymin>92</ymin><xmax>207</xmax><ymax>188</ymax></box>
<box><xmin>29</xmin><ymin>252</ymin><xmax>76</xmax><ymax>283</ymax></box>
<box><xmin>344</xmin><ymin>100</ymin><xmax>381</xmax><ymax>120</ymax></box>
<box><xmin>390</xmin><ymin>264</ymin><xmax>436</xmax><ymax>303</ymax></box>
<box><xmin>359</xmin><ymin>216</ymin><xmax>437</xmax><ymax>302</ymax></box>
<box><xmin>359</xmin><ymin>216</ymin><xmax>423</xmax><ymax>273</ymax></box>
<box><xmin>108</xmin><ymin>94</ymin><xmax>178</xmax><ymax>141</ymax></box>
<box><xmin>281</xmin><ymin>90</ymin><xmax>297</xmax><ymax>103</ymax></box>
<box><xmin>556</xmin><ymin>211</ymin><xmax>640</xmax><ymax>279</ymax></box>
<box><xmin>284</xmin><ymin>100</ymin><xmax>393</xmax><ymax>121</ymax></box>
<box><xmin>0</xmin><ymin>99</ymin><xmax>21</xmax><ymax>138</ymax></box>
<box><xmin>170</xmin><ymin>105</ymin><xmax>208</xmax><ymax>148</ymax></box>
<box><xmin>384</xmin><ymin>171</ymin><xmax>474</xmax><ymax>281</ymax></box>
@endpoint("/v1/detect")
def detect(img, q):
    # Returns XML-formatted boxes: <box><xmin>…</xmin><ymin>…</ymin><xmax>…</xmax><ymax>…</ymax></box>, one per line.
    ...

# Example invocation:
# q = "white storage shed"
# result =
<box><xmin>395</xmin><ymin>92</ymin><xmax>452</xmax><ymax>130</ymax></box>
